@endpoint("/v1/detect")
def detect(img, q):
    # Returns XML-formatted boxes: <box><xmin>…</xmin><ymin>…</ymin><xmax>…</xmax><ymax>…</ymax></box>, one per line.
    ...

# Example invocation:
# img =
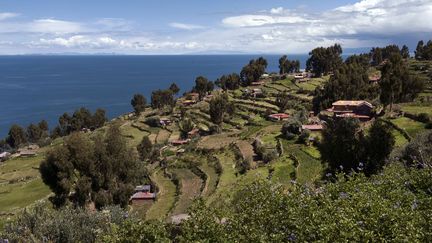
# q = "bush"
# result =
<box><xmin>262</xmin><ymin>150</ymin><xmax>278</xmax><ymax>163</ymax></box>
<box><xmin>144</xmin><ymin>117</ymin><xmax>161</xmax><ymax>127</ymax></box>
<box><xmin>298</xmin><ymin>129</ymin><xmax>311</xmax><ymax>144</ymax></box>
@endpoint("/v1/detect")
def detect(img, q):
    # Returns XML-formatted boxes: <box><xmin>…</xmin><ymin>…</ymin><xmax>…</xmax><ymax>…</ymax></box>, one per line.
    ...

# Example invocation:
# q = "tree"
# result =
<box><xmin>275</xmin><ymin>92</ymin><xmax>291</xmax><ymax>113</ymax></box>
<box><xmin>169</xmin><ymin>82</ymin><xmax>180</xmax><ymax>95</ymax></box>
<box><xmin>279</xmin><ymin>55</ymin><xmax>300</xmax><ymax>74</ymax></box>
<box><xmin>281</xmin><ymin>118</ymin><xmax>302</xmax><ymax>140</ymax></box>
<box><xmin>38</xmin><ymin>120</ymin><xmax>49</xmax><ymax>132</ymax></box>
<box><xmin>380</xmin><ymin>53</ymin><xmax>408</xmax><ymax>111</ymax></box>
<box><xmin>240</xmin><ymin>57</ymin><xmax>268</xmax><ymax>86</ymax></box>
<box><xmin>209</xmin><ymin>94</ymin><xmax>229</xmax><ymax>126</ymax></box>
<box><xmin>137</xmin><ymin>136</ymin><xmax>153</xmax><ymax>161</ymax></box>
<box><xmin>92</xmin><ymin>108</ymin><xmax>107</xmax><ymax>128</ymax></box>
<box><xmin>131</xmin><ymin>93</ymin><xmax>147</xmax><ymax>115</ymax></box>
<box><xmin>415</xmin><ymin>40</ymin><xmax>424</xmax><ymax>60</ymax></box>
<box><xmin>312</xmin><ymin>62</ymin><xmax>378</xmax><ymax>113</ymax></box>
<box><xmin>371</xmin><ymin>47</ymin><xmax>383</xmax><ymax>66</ymax></box>
<box><xmin>306</xmin><ymin>44</ymin><xmax>343</xmax><ymax>76</ymax></box>
<box><xmin>151</xmin><ymin>89</ymin><xmax>175</xmax><ymax>109</ymax></box>
<box><xmin>402</xmin><ymin>131</ymin><xmax>432</xmax><ymax>168</ymax></box>
<box><xmin>179</xmin><ymin>118</ymin><xmax>195</xmax><ymax>139</ymax></box>
<box><xmin>401</xmin><ymin>45</ymin><xmax>410</xmax><ymax>59</ymax></box>
<box><xmin>319</xmin><ymin>118</ymin><xmax>364</xmax><ymax>174</ymax></box>
<box><xmin>27</xmin><ymin>123</ymin><xmax>43</xmax><ymax>143</ymax></box>
<box><xmin>298</xmin><ymin>129</ymin><xmax>311</xmax><ymax>144</ymax></box>
<box><xmin>6</xmin><ymin>124</ymin><xmax>27</xmax><ymax>148</ymax></box>
<box><xmin>40</xmin><ymin>124</ymin><xmax>145</xmax><ymax>209</ymax></box>
<box><xmin>363</xmin><ymin>120</ymin><xmax>395</xmax><ymax>175</ymax></box>
<box><xmin>192</xmin><ymin>76</ymin><xmax>214</xmax><ymax>100</ymax></box>
<box><xmin>215</xmin><ymin>73</ymin><xmax>240</xmax><ymax>91</ymax></box>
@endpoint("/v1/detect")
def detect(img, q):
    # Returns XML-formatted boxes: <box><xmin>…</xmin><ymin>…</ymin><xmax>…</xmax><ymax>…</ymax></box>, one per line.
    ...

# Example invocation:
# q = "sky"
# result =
<box><xmin>0</xmin><ymin>0</ymin><xmax>431</xmax><ymax>54</ymax></box>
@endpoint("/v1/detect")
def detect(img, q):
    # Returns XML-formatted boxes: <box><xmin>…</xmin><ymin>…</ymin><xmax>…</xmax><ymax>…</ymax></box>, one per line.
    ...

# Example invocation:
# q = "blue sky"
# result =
<box><xmin>0</xmin><ymin>0</ymin><xmax>431</xmax><ymax>54</ymax></box>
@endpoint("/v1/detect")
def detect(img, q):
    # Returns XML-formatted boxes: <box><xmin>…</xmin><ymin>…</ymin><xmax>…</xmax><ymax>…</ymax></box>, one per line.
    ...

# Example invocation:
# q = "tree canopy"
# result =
<box><xmin>131</xmin><ymin>93</ymin><xmax>147</xmax><ymax>115</ymax></box>
<box><xmin>278</xmin><ymin>55</ymin><xmax>300</xmax><ymax>74</ymax></box>
<box><xmin>215</xmin><ymin>73</ymin><xmax>240</xmax><ymax>91</ymax></box>
<box><xmin>192</xmin><ymin>76</ymin><xmax>214</xmax><ymax>99</ymax></box>
<box><xmin>240</xmin><ymin>57</ymin><xmax>268</xmax><ymax>86</ymax></box>
<box><xmin>415</xmin><ymin>40</ymin><xmax>432</xmax><ymax>60</ymax></box>
<box><xmin>306</xmin><ymin>44</ymin><xmax>343</xmax><ymax>76</ymax></box>
<box><xmin>40</xmin><ymin>124</ymin><xmax>147</xmax><ymax>209</ymax></box>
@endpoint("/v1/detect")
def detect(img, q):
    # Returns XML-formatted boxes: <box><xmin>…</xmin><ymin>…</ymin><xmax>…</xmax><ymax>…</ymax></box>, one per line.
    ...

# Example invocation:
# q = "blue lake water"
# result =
<box><xmin>0</xmin><ymin>55</ymin><xmax>309</xmax><ymax>137</ymax></box>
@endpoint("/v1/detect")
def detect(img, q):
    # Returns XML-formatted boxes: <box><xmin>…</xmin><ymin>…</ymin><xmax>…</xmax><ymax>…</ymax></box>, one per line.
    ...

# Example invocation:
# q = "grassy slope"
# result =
<box><xmin>146</xmin><ymin>169</ymin><xmax>177</xmax><ymax>220</ymax></box>
<box><xmin>390</xmin><ymin>117</ymin><xmax>427</xmax><ymax>138</ymax></box>
<box><xmin>170</xmin><ymin>168</ymin><xmax>203</xmax><ymax>215</ymax></box>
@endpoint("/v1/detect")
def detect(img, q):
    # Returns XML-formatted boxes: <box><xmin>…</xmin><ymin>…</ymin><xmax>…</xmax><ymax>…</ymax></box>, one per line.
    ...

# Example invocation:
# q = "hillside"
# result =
<box><xmin>1</xmin><ymin>59</ymin><xmax>431</xmax><ymax>230</ymax></box>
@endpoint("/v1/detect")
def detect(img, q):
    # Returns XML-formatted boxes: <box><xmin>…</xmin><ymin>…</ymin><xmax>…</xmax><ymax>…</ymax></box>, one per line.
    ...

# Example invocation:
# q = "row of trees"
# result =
<box><xmin>240</xmin><ymin>57</ymin><xmax>268</xmax><ymax>86</ymax></box>
<box><xmin>2</xmin><ymin>120</ymin><xmax>49</xmax><ymax>149</ymax></box>
<box><xmin>306</xmin><ymin>44</ymin><xmax>343</xmax><ymax>77</ymax></box>
<box><xmin>278</xmin><ymin>55</ymin><xmax>300</xmax><ymax>74</ymax></box>
<box><xmin>415</xmin><ymin>40</ymin><xmax>432</xmax><ymax>60</ymax></box>
<box><xmin>1</xmin><ymin>107</ymin><xmax>108</xmax><ymax>151</ymax></box>
<box><xmin>52</xmin><ymin>107</ymin><xmax>107</xmax><ymax>137</ymax></box>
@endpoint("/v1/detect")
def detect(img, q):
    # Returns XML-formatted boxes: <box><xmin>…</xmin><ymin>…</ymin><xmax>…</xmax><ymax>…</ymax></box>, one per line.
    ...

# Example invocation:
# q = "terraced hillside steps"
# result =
<box><xmin>170</xmin><ymin>168</ymin><xmax>203</xmax><ymax>216</ymax></box>
<box><xmin>199</xmin><ymin>160</ymin><xmax>220</xmax><ymax>198</ymax></box>
<box><xmin>146</xmin><ymin>169</ymin><xmax>177</xmax><ymax>220</ymax></box>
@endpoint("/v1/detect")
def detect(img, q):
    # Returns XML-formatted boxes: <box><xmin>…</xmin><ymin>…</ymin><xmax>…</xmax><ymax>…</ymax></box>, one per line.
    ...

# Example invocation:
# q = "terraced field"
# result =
<box><xmin>390</xmin><ymin>117</ymin><xmax>427</xmax><ymax>138</ymax></box>
<box><xmin>170</xmin><ymin>169</ymin><xmax>203</xmax><ymax>215</ymax></box>
<box><xmin>146</xmin><ymin>169</ymin><xmax>177</xmax><ymax>220</ymax></box>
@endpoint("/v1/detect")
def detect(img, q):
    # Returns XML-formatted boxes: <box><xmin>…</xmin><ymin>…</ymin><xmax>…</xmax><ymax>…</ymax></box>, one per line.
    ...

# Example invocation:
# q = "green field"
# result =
<box><xmin>390</xmin><ymin>117</ymin><xmax>427</xmax><ymax>138</ymax></box>
<box><xmin>146</xmin><ymin>169</ymin><xmax>177</xmax><ymax>220</ymax></box>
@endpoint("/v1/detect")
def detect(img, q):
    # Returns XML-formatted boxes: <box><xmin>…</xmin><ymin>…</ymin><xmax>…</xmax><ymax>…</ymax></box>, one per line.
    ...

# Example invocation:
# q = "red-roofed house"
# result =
<box><xmin>330</xmin><ymin>100</ymin><xmax>373</xmax><ymax>120</ymax></box>
<box><xmin>130</xmin><ymin>191</ymin><xmax>156</xmax><ymax>201</ymax></box>
<box><xmin>301</xmin><ymin>124</ymin><xmax>323</xmax><ymax>131</ymax></box>
<box><xmin>268</xmin><ymin>113</ymin><xmax>290</xmax><ymax>121</ymax></box>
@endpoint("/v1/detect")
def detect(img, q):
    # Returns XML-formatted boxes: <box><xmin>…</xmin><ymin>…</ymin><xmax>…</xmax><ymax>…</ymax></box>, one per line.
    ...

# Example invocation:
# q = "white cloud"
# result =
<box><xmin>29</xmin><ymin>19</ymin><xmax>86</xmax><ymax>34</ymax></box>
<box><xmin>1</xmin><ymin>0</ymin><xmax>432</xmax><ymax>54</ymax></box>
<box><xmin>169</xmin><ymin>22</ymin><xmax>204</xmax><ymax>30</ymax></box>
<box><xmin>0</xmin><ymin>12</ymin><xmax>19</xmax><ymax>21</ymax></box>
<box><xmin>270</xmin><ymin>7</ymin><xmax>284</xmax><ymax>14</ymax></box>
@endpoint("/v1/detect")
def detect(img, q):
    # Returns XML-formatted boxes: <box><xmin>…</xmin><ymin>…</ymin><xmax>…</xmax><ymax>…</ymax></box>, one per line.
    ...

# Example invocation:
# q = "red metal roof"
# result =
<box><xmin>131</xmin><ymin>192</ymin><xmax>156</xmax><ymax>200</ymax></box>
<box><xmin>269</xmin><ymin>113</ymin><xmax>290</xmax><ymax>118</ymax></box>
<box><xmin>302</xmin><ymin>124</ymin><xmax>323</xmax><ymax>131</ymax></box>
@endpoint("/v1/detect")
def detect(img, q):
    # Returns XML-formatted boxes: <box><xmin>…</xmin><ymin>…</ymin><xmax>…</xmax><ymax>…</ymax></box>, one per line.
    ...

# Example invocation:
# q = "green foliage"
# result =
<box><xmin>275</xmin><ymin>91</ymin><xmax>290</xmax><ymax>112</ymax></box>
<box><xmin>102</xmin><ymin>220</ymin><xmax>170</xmax><ymax>243</ymax></box>
<box><xmin>6</xmin><ymin>124</ymin><xmax>27</xmax><ymax>148</ymax></box>
<box><xmin>151</xmin><ymin>89</ymin><xmax>175</xmax><ymax>109</ymax></box>
<box><xmin>278</xmin><ymin>55</ymin><xmax>300</xmax><ymax>74</ymax></box>
<box><xmin>380</xmin><ymin>53</ymin><xmax>424</xmax><ymax>110</ymax></box>
<box><xmin>215</xmin><ymin>73</ymin><xmax>240</xmax><ymax>91</ymax></box>
<box><xmin>137</xmin><ymin>136</ymin><xmax>153</xmax><ymax>161</ymax></box>
<box><xmin>401</xmin><ymin>131</ymin><xmax>432</xmax><ymax>168</ymax></box>
<box><xmin>169</xmin><ymin>82</ymin><xmax>180</xmax><ymax>95</ymax></box>
<box><xmin>281</xmin><ymin>118</ymin><xmax>302</xmax><ymax>139</ymax></box>
<box><xmin>363</xmin><ymin>119</ymin><xmax>395</xmax><ymax>175</ymax></box>
<box><xmin>240</xmin><ymin>57</ymin><xmax>268</xmax><ymax>86</ymax></box>
<box><xmin>192</xmin><ymin>76</ymin><xmax>214</xmax><ymax>99</ymax></box>
<box><xmin>306</xmin><ymin>44</ymin><xmax>343</xmax><ymax>77</ymax></box>
<box><xmin>40</xmin><ymin>124</ymin><xmax>146</xmax><ymax>209</ymax></box>
<box><xmin>53</xmin><ymin>107</ymin><xmax>107</xmax><ymax>137</ymax></box>
<box><xmin>370</xmin><ymin>45</ymin><xmax>401</xmax><ymax>65</ymax></box>
<box><xmin>415</xmin><ymin>40</ymin><xmax>432</xmax><ymax>60</ymax></box>
<box><xmin>209</xmin><ymin>94</ymin><xmax>230</xmax><ymax>126</ymax></box>
<box><xmin>320</xmin><ymin>118</ymin><xmax>395</xmax><ymax>175</ymax></box>
<box><xmin>2</xmin><ymin>204</ymin><xmax>127</xmax><ymax>242</ymax></box>
<box><xmin>298</xmin><ymin>129</ymin><xmax>311</xmax><ymax>144</ymax></box>
<box><xmin>178</xmin><ymin>118</ymin><xmax>195</xmax><ymax>139</ymax></box>
<box><xmin>312</xmin><ymin>61</ymin><xmax>378</xmax><ymax>112</ymax></box>
<box><xmin>130</xmin><ymin>93</ymin><xmax>147</xmax><ymax>115</ymax></box>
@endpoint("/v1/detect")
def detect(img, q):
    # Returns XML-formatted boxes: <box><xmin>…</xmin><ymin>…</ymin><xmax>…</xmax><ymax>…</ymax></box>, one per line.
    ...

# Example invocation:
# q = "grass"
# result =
<box><xmin>170</xmin><ymin>169</ymin><xmax>203</xmax><ymax>215</ymax></box>
<box><xmin>400</xmin><ymin>103</ymin><xmax>432</xmax><ymax>116</ymax></box>
<box><xmin>199</xmin><ymin>162</ymin><xmax>219</xmax><ymax>198</ymax></box>
<box><xmin>0</xmin><ymin>179</ymin><xmax>50</xmax><ymax>213</ymax></box>
<box><xmin>271</xmin><ymin>156</ymin><xmax>295</xmax><ymax>186</ymax></box>
<box><xmin>282</xmin><ymin>140</ymin><xmax>322</xmax><ymax>184</ymax></box>
<box><xmin>390</xmin><ymin>117</ymin><xmax>427</xmax><ymax>138</ymax></box>
<box><xmin>207</xmin><ymin>151</ymin><xmax>237</xmax><ymax>206</ymax></box>
<box><xmin>392</xmin><ymin>129</ymin><xmax>409</xmax><ymax>147</ymax></box>
<box><xmin>120</xmin><ymin>122</ymin><xmax>151</xmax><ymax>147</ymax></box>
<box><xmin>146</xmin><ymin>169</ymin><xmax>177</xmax><ymax>220</ymax></box>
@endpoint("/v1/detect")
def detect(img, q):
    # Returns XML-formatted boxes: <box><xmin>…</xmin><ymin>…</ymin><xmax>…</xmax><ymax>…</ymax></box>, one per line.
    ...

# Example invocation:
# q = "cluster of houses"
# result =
<box><xmin>266</xmin><ymin>100</ymin><xmax>374</xmax><ymax>133</ymax></box>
